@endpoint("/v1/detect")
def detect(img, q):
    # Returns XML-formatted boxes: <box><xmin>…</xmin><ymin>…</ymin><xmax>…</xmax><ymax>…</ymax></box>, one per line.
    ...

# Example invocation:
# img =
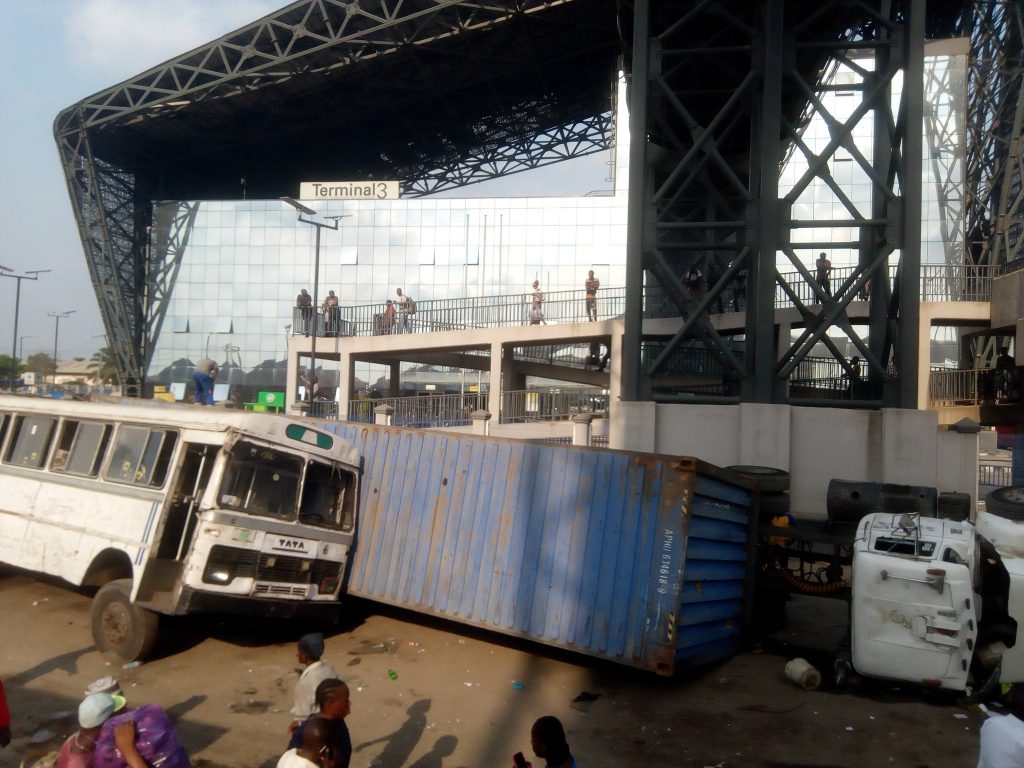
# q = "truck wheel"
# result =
<box><xmin>727</xmin><ymin>465</ymin><xmax>790</xmax><ymax>493</ymax></box>
<box><xmin>986</xmin><ymin>487</ymin><xmax>1024</xmax><ymax>522</ymax></box>
<box><xmin>91</xmin><ymin>579</ymin><xmax>159</xmax><ymax>661</ymax></box>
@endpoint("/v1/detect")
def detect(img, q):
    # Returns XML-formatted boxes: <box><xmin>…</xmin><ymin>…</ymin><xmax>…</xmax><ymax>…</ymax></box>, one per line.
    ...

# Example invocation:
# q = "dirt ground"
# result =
<box><xmin>0</xmin><ymin>566</ymin><xmax>988</xmax><ymax>768</ymax></box>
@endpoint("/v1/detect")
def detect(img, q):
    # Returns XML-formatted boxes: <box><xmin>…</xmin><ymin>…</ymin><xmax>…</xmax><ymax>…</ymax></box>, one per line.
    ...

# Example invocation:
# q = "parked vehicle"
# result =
<box><xmin>0</xmin><ymin>395</ymin><xmax>359</xmax><ymax>660</ymax></box>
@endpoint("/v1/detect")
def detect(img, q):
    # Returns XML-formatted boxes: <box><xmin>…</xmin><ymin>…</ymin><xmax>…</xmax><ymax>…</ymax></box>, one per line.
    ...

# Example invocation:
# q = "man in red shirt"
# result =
<box><xmin>0</xmin><ymin>677</ymin><xmax>11</xmax><ymax>747</ymax></box>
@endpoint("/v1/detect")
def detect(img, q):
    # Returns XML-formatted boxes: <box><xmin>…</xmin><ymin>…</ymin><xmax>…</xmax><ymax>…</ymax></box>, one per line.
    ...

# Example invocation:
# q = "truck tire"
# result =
<box><xmin>91</xmin><ymin>579</ymin><xmax>159</xmax><ymax>661</ymax></box>
<box><xmin>726</xmin><ymin>465</ymin><xmax>790</xmax><ymax>493</ymax></box>
<box><xmin>985</xmin><ymin>487</ymin><xmax>1024</xmax><ymax>522</ymax></box>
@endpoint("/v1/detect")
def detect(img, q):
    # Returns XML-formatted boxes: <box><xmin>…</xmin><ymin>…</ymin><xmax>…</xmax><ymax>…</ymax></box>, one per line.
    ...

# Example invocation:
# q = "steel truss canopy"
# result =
<box><xmin>55</xmin><ymin>0</ymin><xmax>1017</xmax><ymax>407</ymax></box>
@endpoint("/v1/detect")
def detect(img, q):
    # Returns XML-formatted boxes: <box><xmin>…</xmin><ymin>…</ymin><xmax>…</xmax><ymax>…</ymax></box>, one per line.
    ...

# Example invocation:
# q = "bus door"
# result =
<box><xmin>134</xmin><ymin>441</ymin><xmax>218</xmax><ymax>606</ymax></box>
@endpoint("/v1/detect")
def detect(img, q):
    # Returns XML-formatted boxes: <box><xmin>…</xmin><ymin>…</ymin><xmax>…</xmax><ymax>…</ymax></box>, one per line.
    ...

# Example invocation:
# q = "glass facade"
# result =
<box><xmin>147</xmin><ymin>51</ymin><xmax>969</xmax><ymax>395</ymax></box>
<box><xmin>149</xmin><ymin>80</ymin><xmax>631</xmax><ymax>396</ymax></box>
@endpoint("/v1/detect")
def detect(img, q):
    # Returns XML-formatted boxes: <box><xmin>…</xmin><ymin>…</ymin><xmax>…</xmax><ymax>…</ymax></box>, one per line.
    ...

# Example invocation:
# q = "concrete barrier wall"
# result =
<box><xmin>610</xmin><ymin>401</ymin><xmax>978</xmax><ymax>520</ymax></box>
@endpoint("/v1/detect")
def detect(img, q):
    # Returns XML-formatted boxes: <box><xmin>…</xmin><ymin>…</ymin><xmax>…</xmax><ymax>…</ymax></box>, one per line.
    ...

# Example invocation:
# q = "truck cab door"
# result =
<box><xmin>852</xmin><ymin>550</ymin><xmax>977</xmax><ymax>690</ymax></box>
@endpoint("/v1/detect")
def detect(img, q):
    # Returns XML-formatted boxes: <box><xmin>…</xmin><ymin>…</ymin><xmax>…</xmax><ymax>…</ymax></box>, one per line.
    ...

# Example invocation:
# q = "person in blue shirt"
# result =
<box><xmin>289</xmin><ymin>679</ymin><xmax>351</xmax><ymax>768</ymax></box>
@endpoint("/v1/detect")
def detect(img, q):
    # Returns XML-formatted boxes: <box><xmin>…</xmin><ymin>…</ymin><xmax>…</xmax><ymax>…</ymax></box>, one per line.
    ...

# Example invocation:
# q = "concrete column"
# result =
<box><xmin>286</xmin><ymin>344</ymin><xmax>307</xmax><ymax>416</ymax></box>
<box><xmin>374</xmin><ymin>404</ymin><xmax>394</xmax><ymax>426</ymax></box>
<box><xmin>337</xmin><ymin>351</ymin><xmax>353</xmax><ymax>420</ymax></box>
<box><xmin>572</xmin><ymin>413</ymin><xmax>594</xmax><ymax>446</ymax></box>
<box><xmin>608</xmin><ymin>320</ymin><xmax>624</xmax><ymax>403</ymax></box>
<box><xmin>471</xmin><ymin>409</ymin><xmax>491</xmax><ymax>436</ymax></box>
<box><xmin>489</xmin><ymin>341</ymin><xmax>503</xmax><ymax>419</ymax></box>
<box><xmin>388</xmin><ymin>362</ymin><xmax>400</xmax><ymax>397</ymax></box>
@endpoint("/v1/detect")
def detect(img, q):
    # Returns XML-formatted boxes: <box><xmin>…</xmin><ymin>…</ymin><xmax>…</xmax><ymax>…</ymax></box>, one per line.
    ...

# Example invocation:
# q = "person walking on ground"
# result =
<box><xmin>816</xmin><ymin>251</ymin><xmax>833</xmax><ymax>298</ymax></box>
<box><xmin>290</xmin><ymin>633</ymin><xmax>339</xmax><ymax>731</ymax></box>
<box><xmin>289</xmin><ymin>679</ymin><xmax>352</xmax><ymax>768</ymax></box>
<box><xmin>193</xmin><ymin>357</ymin><xmax>218</xmax><ymax>405</ymax></box>
<box><xmin>584</xmin><ymin>270</ymin><xmax>600</xmax><ymax>321</ymax></box>
<box><xmin>296</xmin><ymin>289</ymin><xmax>313</xmax><ymax>336</ymax></box>
<box><xmin>395</xmin><ymin>288</ymin><xmax>414</xmax><ymax>333</ymax></box>
<box><xmin>516</xmin><ymin>715</ymin><xmax>576</xmax><ymax>768</ymax></box>
<box><xmin>278</xmin><ymin>717</ymin><xmax>337</xmax><ymax>768</ymax></box>
<box><xmin>382</xmin><ymin>300</ymin><xmax>396</xmax><ymax>335</ymax></box>
<box><xmin>0</xmin><ymin>677</ymin><xmax>9</xmax><ymax>748</ymax></box>
<box><xmin>322</xmin><ymin>290</ymin><xmax>339</xmax><ymax>337</ymax></box>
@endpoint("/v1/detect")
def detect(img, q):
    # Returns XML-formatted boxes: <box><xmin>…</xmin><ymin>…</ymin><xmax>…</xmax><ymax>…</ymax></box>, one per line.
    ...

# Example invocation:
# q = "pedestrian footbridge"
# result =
<box><xmin>285</xmin><ymin>264</ymin><xmax>994</xmax><ymax>427</ymax></box>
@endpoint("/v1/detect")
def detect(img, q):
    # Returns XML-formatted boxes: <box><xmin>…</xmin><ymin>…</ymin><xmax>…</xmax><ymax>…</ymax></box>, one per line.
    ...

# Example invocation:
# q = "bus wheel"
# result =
<box><xmin>91</xmin><ymin>579</ymin><xmax>159</xmax><ymax>661</ymax></box>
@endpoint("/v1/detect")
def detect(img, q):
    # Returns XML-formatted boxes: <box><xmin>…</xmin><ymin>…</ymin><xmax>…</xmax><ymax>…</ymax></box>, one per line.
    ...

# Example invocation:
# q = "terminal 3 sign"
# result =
<box><xmin>300</xmin><ymin>180</ymin><xmax>400</xmax><ymax>201</ymax></box>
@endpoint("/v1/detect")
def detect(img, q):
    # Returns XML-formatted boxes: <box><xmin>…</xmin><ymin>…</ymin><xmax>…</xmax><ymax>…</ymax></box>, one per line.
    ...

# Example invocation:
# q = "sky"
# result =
<box><xmin>0</xmin><ymin>0</ymin><xmax>609</xmax><ymax>365</ymax></box>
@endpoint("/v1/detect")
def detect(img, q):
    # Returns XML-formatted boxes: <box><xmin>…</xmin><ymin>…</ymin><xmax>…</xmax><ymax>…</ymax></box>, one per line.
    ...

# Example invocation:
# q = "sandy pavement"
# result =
<box><xmin>0</xmin><ymin>567</ymin><xmax>984</xmax><ymax>767</ymax></box>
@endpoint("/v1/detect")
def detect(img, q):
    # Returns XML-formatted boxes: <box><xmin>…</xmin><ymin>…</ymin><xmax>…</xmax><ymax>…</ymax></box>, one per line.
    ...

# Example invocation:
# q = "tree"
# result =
<box><xmin>90</xmin><ymin>346</ymin><xmax>119</xmax><ymax>384</ymax></box>
<box><xmin>25</xmin><ymin>353</ymin><xmax>56</xmax><ymax>378</ymax></box>
<box><xmin>0</xmin><ymin>355</ymin><xmax>21</xmax><ymax>380</ymax></box>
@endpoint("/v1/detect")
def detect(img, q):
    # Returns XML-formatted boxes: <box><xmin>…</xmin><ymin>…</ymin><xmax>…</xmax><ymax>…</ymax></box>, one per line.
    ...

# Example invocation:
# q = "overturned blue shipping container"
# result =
<box><xmin>322</xmin><ymin>423</ymin><xmax>756</xmax><ymax>675</ymax></box>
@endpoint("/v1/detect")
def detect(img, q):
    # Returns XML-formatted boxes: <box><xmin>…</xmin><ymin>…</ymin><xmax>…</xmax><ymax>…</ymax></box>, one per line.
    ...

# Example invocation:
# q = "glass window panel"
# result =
<box><xmin>5</xmin><ymin>416</ymin><xmax>56</xmax><ymax>468</ymax></box>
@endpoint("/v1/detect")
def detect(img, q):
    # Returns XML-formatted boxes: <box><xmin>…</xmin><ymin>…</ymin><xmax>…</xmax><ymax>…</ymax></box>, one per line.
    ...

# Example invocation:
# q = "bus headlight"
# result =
<box><xmin>318</xmin><ymin>577</ymin><xmax>339</xmax><ymax>595</ymax></box>
<box><xmin>203</xmin><ymin>565</ymin><xmax>234</xmax><ymax>584</ymax></box>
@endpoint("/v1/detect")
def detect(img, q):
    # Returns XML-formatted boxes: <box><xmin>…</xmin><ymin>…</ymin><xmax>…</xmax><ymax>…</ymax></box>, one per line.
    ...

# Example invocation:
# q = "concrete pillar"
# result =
<box><xmin>572</xmin><ymin>413</ymin><xmax>594</xmax><ymax>446</ymax></box>
<box><xmin>1012</xmin><ymin>430</ymin><xmax>1024</xmax><ymax>487</ymax></box>
<box><xmin>286</xmin><ymin>343</ymin><xmax>306</xmax><ymax>416</ymax></box>
<box><xmin>608</xmin><ymin>321</ymin><xmax>623</xmax><ymax>403</ymax></box>
<box><xmin>374</xmin><ymin>404</ymin><xmax>394</xmax><ymax>426</ymax></box>
<box><xmin>388</xmin><ymin>362</ymin><xmax>400</xmax><ymax>397</ymax></box>
<box><xmin>471</xmin><ymin>409</ymin><xmax>491</xmax><ymax>436</ymax></box>
<box><xmin>489</xmin><ymin>341</ymin><xmax>503</xmax><ymax>419</ymax></box>
<box><xmin>337</xmin><ymin>351</ymin><xmax>353</xmax><ymax>420</ymax></box>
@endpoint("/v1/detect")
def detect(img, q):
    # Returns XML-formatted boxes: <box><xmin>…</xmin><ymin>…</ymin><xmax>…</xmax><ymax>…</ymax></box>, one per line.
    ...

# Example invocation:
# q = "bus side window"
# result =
<box><xmin>3</xmin><ymin>415</ymin><xmax>57</xmax><ymax>469</ymax></box>
<box><xmin>52</xmin><ymin>420</ymin><xmax>112</xmax><ymax>477</ymax></box>
<box><xmin>0</xmin><ymin>413</ymin><xmax>10</xmax><ymax>456</ymax></box>
<box><xmin>139</xmin><ymin>430</ymin><xmax>178</xmax><ymax>487</ymax></box>
<box><xmin>105</xmin><ymin>427</ymin><xmax>178</xmax><ymax>487</ymax></box>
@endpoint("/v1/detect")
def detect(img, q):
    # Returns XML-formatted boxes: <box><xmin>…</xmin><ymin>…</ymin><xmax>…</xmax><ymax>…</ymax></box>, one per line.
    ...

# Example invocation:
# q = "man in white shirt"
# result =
<box><xmin>290</xmin><ymin>633</ymin><xmax>338</xmax><ymax>730</ymax></box>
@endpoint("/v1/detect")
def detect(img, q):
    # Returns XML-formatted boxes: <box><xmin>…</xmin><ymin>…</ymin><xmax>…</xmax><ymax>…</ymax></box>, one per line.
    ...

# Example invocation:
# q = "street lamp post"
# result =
<box><xmin>281</xmin><ymin>198</ymin><xmax>347</xmax><ymax>407</ymax></box>
<box><xmin>0</xmin><ymin>266</ymin><xmax>50</xmax><ymax>377</ymax></box>
<box><xmin>19</xmin><ymin>336</ymin><xmax>32</xmax><ymax>364</ymax></box>
<box><xmin>48</xmin><ymin>310</ymin><xmax>76</xmax><ymax>387</ymax></box>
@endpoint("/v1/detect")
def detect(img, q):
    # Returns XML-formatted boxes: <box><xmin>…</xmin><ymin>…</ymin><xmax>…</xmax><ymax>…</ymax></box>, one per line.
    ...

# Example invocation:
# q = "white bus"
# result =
<box><xmin>0</xmin><ymin>395</ymin><xmax>360</xmax><ymax>660</ymax></box>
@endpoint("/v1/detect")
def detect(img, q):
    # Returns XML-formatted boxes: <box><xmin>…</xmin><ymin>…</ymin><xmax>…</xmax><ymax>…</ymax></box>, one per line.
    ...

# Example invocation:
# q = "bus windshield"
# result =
<box><xmin>219</xmin><ymin>441</ymin><xmax>302</xmax><ymax>520</ymax></box>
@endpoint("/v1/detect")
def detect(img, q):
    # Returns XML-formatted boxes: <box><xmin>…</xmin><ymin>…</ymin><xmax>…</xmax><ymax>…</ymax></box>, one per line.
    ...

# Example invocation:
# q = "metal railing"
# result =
<box><xmin>500</xmin><ymin>390</ymin><xmax>608</xmax><ymax>423</ymax></box>
<box><xmin>979</xmin><ymin>463</ymin><xmax>1012</xmax><ymax>487</ymax></box>
<box><xmin>929</xmin><ymin>368</ymin><xmax>986</xmax><ymax>406</ymax></box>
<box><xmin>287</xmin><ymin>266</ymin><xmax>996</xmax><ymax>342</ymax></box>
<box><xmin>346</xmin><ymin>392</ymin><xmax>487</xmax><ymax>427</ymax></box>
<box><xmin>292</xmin><ymin>288</ymin><xmax>626</xmax><ymax>338</ymax></box>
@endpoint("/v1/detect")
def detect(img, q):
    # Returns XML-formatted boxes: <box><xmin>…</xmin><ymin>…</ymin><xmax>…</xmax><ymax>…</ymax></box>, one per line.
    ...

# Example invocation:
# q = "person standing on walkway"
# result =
<box><xmin>530</xmin><ymin>280</ymin><xmax>546</xmax><ymax>325</ymax></box>
<box><xmin>193</xmin><ymin>357</ymin><xmax>218</xmax><ymax>405</ymax></box>
<box><xmin>395</xmin><ymin>288</ymin><xmax>413</xmax><ymax>333</ymax></box>
<box><xmin>382</xmin><ymin>300</ymin><xmax>396</xmax><ymax>335</ymax></box>
<box><xmin>584</xmin><ymin>270</ymin><xmax>599</xmax><ymax>321</ymax></box>
<box><xmin>290</xmin><ymin>633</ymin><xmax>339</xmax><ymax>732</ymax></box>
<box><xmin>296</xmin><ymin>289</ymin><xmax>312</xmax><ymax>336</ymax></box>
<box><xmin>683</xmin><ymin>263</ymin><xmax>703</xmax><ymax>300</ymax></box>
<box><xmin>816</xmin><ymin>252</ymin><xmax>833</xmax><ymax>298</ymax></box>
<box><xmin>322</xmin><ymin>290</ymin><xmax>339</xmax><ymax>336</ymax></box>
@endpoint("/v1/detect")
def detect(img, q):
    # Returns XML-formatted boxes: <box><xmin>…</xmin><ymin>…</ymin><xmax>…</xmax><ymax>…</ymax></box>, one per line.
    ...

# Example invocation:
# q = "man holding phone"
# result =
<box><xmin>515</xmin><ymin>715</ymin><xmax>576</xmax><ymax>768</ymax></box>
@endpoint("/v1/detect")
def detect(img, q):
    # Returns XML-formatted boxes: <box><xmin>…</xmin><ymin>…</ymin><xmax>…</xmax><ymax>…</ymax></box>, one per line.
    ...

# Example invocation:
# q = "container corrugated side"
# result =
<box><xmin>321</xmin><ymin>424</ymin><xmax>754</xmax><ymax>674</ymax></box>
